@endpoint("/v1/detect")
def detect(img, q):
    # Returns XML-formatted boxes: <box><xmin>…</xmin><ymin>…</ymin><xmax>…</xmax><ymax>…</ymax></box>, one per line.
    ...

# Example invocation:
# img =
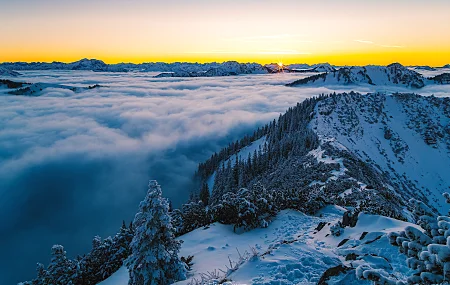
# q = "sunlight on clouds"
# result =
<box><xmin>183</xmin><ymin>50</ymin><xmax>311</xmax><ymax>55</ymax></box>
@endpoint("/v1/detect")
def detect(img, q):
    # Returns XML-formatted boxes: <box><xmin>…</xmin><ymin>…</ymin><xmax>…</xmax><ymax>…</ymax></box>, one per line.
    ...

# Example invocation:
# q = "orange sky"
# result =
<box><xmin>1</xmin><ymin>0</ymin><xmax>449</xmax><ymax>66</ymax></box>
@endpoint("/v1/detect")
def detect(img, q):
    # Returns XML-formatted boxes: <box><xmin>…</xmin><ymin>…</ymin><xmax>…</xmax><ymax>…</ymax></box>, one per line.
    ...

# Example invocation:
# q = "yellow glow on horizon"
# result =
<box><xmin>2</xmin><ymin>48</ymin><xmax>449</xmax><ymax>67</ymax></box>
<box><xmin>1</xmin><ymin>0</ymin><xmax>449</xmax><ymax>66</ymax></box>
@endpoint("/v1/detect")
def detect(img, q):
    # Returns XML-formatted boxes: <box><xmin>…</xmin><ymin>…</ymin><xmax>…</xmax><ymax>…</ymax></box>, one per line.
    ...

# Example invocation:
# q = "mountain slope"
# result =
<box><xmin>4</xmin><ymin>81</ymin><xmax>103</xmax><ymax>96</ymax></box>
<box><xmin>102</xmin><ymin>206</ymin><xmax>419</xmax><ymax>285</ymax></box>
<box><xmin>198</xmin><ymin>92</ymin><xmax>450</xmax><ymax>220</ymax></box>
<box><xmin>311</xmin><ymin>93</ymin><xmax>450</xmax><ymax>214</ymax></box>
<box><xmin>287</xmin><ymin>63</ymin><xmax>426</xmax><ymax>88</ymax></box>
<box><xmin>0</xmin><ymin>67</ymin><xmax>21</xmax><ymax>77</ymax></box>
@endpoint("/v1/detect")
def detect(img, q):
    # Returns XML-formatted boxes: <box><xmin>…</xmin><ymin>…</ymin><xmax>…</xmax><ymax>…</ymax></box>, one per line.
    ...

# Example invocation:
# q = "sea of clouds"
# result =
<box><xmin>1</xmin><ymin>70</ymin><xmax>449</xmax><ymax>284</ymax></box>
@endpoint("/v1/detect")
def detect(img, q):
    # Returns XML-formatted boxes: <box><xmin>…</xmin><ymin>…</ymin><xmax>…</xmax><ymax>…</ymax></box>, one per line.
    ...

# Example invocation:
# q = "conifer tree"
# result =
<box><xmin>47</xmin><ymin>245</ymin><xmax>75</xmax><ymax>285</ymax></box>
<box><xmin>126</xmin><ymin>180</ymin><xmax>186</xmax><ymax>285</ymax></box>
<box><xmin>199</xmin><ymin>181</ymin><xmax>210</xmax><ymax>206</ymax></box>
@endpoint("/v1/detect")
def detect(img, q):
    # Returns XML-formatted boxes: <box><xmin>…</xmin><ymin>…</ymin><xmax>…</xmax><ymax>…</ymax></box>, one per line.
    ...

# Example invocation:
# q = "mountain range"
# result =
<box><xmin>1</xmin><ymin>59</ymin><xmax>448</xmax><ymax>77</ymax></box>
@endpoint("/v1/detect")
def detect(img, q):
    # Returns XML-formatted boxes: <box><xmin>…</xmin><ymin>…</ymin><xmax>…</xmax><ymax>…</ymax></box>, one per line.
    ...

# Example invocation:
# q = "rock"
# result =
<box><xmin>337</xmin><ymin>239</ymin><xmax>349</xmax><ymax>247</ymax></box>
<box><xmin>345</xmin><ymin>253</ymin><xmax>358</xmax><ymax>261</ymax></box>
<box><xmin>342</xmin><ymin>211</ymin><xmax>358</xmax><ymax>227</ymax></box>
<box><xmin>317</xmin><ymin>264</ymin><xmax>352</xmax><ymax>285</ymax></box>
<box><xmin>315</xmin><ymin>222</ymin><xmax>327</xmax><ymax>232</ymax></box>
<box><xmin>384</xmin><ymin>129</ymin><xmax>392</xmax><ymax>140</ymax></box>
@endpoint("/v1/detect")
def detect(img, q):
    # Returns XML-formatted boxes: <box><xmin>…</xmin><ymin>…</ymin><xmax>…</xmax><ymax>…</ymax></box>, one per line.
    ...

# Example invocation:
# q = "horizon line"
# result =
<box><xmin>0</xmin><ymin>58</ymin><xmax>448</xmax><ymax>68</ymax></box>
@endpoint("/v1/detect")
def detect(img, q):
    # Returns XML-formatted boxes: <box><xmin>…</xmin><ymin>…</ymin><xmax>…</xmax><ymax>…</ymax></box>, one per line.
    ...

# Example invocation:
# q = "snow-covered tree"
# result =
<box><xmin>389</xmin><ymin>194</ymin><xmax>450</xmax><ymax>284</ymax></box>
<box><xmin>181</xmin><ymin>200</ymin><xmax>210</xmax><ymax>234</ymax></box>
<box><xmin>35</xmin><ymin>263</ymin><xmax>48</xmax><ymax>285</ymax></box>
<box><xmin>47</xmin><ymin>245</ymin><xmax>75</xmax><ymax>285</ymax></box>
<box><xmin>170</xmin><ymin>208</ymin><xmax>184</xmax><ymax>236</ymax></box>
<box><xmin>126</xmin><ymin>180</ymin><xmax>186</xmax><ymax>285</ymax></box>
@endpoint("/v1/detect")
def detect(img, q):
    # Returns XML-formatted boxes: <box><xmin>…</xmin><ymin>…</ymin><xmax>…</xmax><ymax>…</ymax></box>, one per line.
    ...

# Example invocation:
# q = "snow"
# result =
<box><xmin>312</xmin><ymin>93</ymin><xmax>450</xmax><ymax>214</ymax></box>
<box><xmin>307</xmin><ymin>146</ymin><xmax>348</xmax><ymax>187</ymax></box>
<box><xmin>98</xmin><ymin>267</ymin><xmax>129</xmax><ymax>285</ymax></box>
<box><xmin>101</xmin><ymin>206</ymin><xmax>419</xmax><ymax>285</ymax></box>
<box><xmin>288</xmin><ymin>63</ymin><xmax>430</xmax><ymax>89</ymax></box>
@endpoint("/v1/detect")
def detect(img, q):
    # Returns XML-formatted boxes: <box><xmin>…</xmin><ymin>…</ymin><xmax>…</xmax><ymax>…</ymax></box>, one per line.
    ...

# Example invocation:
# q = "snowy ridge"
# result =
<box><xmin>0</xmin><ymin>67</ymin><xmax>21</xmax><ymax>77</ymax></box>
<box><xmin>3</xmin><ymin>81</ymin><xmax>104</xmax><ymax>96</ymax></box>
<box><xmin>102</xmin><ymin>207</ymin><xmax>420</xmax><ymax>285</ymax></box>
<box><xmin>154</xmin><ymin>61</ymin><xmax>269</xmax><ymax>78</ymax></box>
<box><xmin>288</xmin><ymin>63</ymin><xmax>428</xmax><ymax>88</ymax></box>
<box><xmin>311</xmin><ymin>92</ymin><xmax>450</xmax><ymax>214</ymax></box>
<box><xmin>0</xmin><ymin>59</ymin><xmax>127</xmax><ymax>72</ymax></box>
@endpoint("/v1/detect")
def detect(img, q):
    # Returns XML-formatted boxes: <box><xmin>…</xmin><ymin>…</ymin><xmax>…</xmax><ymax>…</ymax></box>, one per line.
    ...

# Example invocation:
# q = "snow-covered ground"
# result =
<box><xmin>101</xmin><ymin>205</ymin><xmax>421</xmax><ymax>285</ymax></box>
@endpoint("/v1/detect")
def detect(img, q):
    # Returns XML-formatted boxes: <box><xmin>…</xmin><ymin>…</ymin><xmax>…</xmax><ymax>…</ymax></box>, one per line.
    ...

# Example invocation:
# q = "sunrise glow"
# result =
<box><xmin>1</xmin><ymin>0</ymin><xmax>449</xmax><ymax>66</ymax></box>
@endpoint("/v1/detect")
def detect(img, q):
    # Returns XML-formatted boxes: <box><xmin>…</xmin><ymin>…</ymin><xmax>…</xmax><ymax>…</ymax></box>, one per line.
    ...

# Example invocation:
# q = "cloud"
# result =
<box><xmin>354</xmin><ymin>39</ymin><xmax>405</xmax><ymax>48</ymax></box>
<box><xmin>379</xmin><ymin>44</ymin><xmax>405</xmax><ymax>48</ymax></box>
<box><xmin>354</xmin><ymin>39</ymin><xmax>374</xmax><ymax>44</ymax></box>
<box><xmin>222</xmin><ymin>34</ymin><xmax>311</xmax><ymax>43</ymax></box>
<box><xmin>183</xmin><ymin>50</ymin><xmax>311</xmax><ymax>55</ymax></box>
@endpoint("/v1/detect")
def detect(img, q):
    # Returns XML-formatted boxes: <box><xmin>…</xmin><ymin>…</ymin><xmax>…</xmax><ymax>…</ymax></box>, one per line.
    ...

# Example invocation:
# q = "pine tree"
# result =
<box><xmin>126</xmin><ymin>180</ymin><xmax>186</xmax><ymax>285</ymax></box>
<box><xmin>181</xmin><ymin>200</ymin><xmax>210</xmax><ymax>233</ymax></box>
<box><xmin>34</xmin><ymin>263</ymin><xmax>48</xmax><ymax>285</ymax></box>
<box><xmin>199</xmin><ymin>182</ymin><xmax>210</xmax><ymax>206</ymax></box>
<box><xmin>47</xmin><ymin>245</ymin><xmax>75</xmax><ymax>285</ymax></box>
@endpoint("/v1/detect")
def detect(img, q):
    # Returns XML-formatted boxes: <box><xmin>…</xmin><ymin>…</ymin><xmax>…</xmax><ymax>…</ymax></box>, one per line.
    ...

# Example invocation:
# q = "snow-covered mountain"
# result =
<box><xmin>0</xmin><ymin>59</ymin><xmax>341</xmax><ymax>75</ymax></box>
<box><xmin>311</xmin><ymin>63</ymin><xmax>337</xmax><ymax>72</ymax></box>
<box><xmin>279</xmin><ymin>63</ymin><xmax>337</xmax><ymax>73</ymax></box>
<box><xmin>179</xmin><ymin>92</ymin><xmax>449</xmax><ymax>284</ymax></box>
<box><xmin>288</xmin><ymin>63</ymin><xmax>427</xmax><ymax>88</ymax></box>
<box><xmin>0</xmin><ymin>67</ymin><xmax>21</xmax><ymax>77</ymax></box>
<box><xmin>200</xmin><ymin>92</ymin><xmax>450</xmax><ymax>216</ymax></box>
<box><xmin>0</xmin><ymin>79</ymin><xmax>103</xmax><ymax>96</ymax></box>
<box><xmin>429</xmin><ymin>73</ymin><xmax>450</xmax><ymax>84</ymax></box>
<box><xmin>285</xmin><ymin>63</ymin><xmax>311</xmax><ymax>70</ymax></box>
<box><xmin>0</xmin><ymin>79</ymin><xmax>28</xmax><ymax>89</ymax></box>
<box><xmin>0</xmin><ymin>59</ymin><xmax>127</xmax><ymax>72</ymax></box>
<box><xmin>312</xmin><ymin>93</ymin><xmax>450</xmax><ymax>213</ymax></box>
<box><xmin>21</xmin><ymin>90</ymin><xmax>450</xmax><ymax>285</ymax></box>
<box><xmin>411</xmin><ymin>65</ymin><xmax>436</xmax><ymax>71</ymax></box>
<box><xmin>154</xmin><ymin>61</ymin><xmax>268</xmax><ymax>77</ymax></box>
<box><xmin>101</xmin><ymin>93</ymin><xmax>450</xmax><ymax>284</ymax></box>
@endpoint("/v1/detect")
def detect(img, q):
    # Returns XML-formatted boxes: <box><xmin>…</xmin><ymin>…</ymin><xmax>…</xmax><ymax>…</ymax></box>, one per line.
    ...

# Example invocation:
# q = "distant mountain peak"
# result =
<box><xmin>287</xmin><ymin>63</ymin><xmax>426</xmax><ymax>88</ymax></box>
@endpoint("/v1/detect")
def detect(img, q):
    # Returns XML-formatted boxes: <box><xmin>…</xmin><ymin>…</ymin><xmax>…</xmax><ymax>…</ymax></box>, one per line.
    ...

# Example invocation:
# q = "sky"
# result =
<box><xmin>1</xmin><ymin>0</ymin><xmax>449</xmax><ymax>66</ymax></box>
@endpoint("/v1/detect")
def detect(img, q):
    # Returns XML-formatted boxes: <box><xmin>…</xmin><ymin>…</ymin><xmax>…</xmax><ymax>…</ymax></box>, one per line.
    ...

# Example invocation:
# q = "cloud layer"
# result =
<box><xmin>1</xmin><ymin>70</ymin><xmax>449</xmax><ymax>284</ymax></box>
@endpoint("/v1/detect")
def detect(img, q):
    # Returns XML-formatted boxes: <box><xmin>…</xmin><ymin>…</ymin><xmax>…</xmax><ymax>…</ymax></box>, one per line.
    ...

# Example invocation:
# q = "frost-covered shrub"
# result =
<box><xmin>211</xmin><ymin>182</ymin><xmax>276</xmax><ymax>231</ymax></box>
<box><xmin>389</xmin><ymin>194</ymin><xmax>450</xmax><ymax>284</ymax></box>
<box><xmin>355</xmin><ymin>264</ymin><xmax>401</xmax><ymax>285</ymax></box>
<box><xmin>181</xmin><ymin>201</ymin><xmax>211</xmax><ymax>234</ymax></box>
